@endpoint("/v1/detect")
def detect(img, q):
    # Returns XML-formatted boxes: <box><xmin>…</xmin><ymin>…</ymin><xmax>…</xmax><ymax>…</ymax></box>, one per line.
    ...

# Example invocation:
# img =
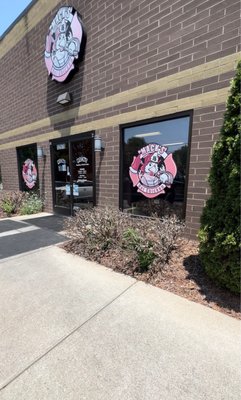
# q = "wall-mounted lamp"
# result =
<box><xmin>37</xmin><ymin>147</ymin><xmax>45</xmax><ymax>158</ymax></box>
<box><xmin>94</xmin><ymin>136</ymin><xmax>105</xmax><ymax>152</ymax></box>
<box><xmin>56</xmin><ymin>92</ymin><xmax>72</xmax><ymax>105</ymax></box>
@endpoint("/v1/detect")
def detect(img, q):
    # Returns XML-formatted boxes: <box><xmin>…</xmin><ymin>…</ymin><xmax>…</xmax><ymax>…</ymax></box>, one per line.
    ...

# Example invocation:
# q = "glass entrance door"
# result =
<box><xmin>71</xmin><ymin>137</ymin><xmax>94</xmax><ymax>211</ymax></box>
<box><xmin>51</xmin><ymin>134</ymin><xmax>95</xmax><ymax>215</ymax></box>
<box><xmin>52</xmin><ymin>140</ymin><xmax>71</xmax><ymax>215</ymax></box>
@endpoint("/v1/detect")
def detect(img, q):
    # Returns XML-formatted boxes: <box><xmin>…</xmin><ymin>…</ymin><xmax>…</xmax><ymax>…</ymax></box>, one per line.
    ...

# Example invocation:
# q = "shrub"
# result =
<box><xmin>64</xmin><ymin>207</ymin><xmax>130</xmax><ymax>255</ymax></box>
<box><xmin>123</xmin><ymin>227</ymin><xmax>155</xmax><ymax>272</ymax></box>
<box><xmin>198</xmin><ymin>61</ymin><xmax>241</xmax><ymax>294</ymax></box>
<box><xmin>64</xmin><ymin>207</ymin><xmax>184</xmax><ymax>277</ymax></box>
<box><xmin>19</xmin><ymin>193</ymin><xmax>43</xmax><ymax>215</ymax></box>
<box><xmin>0</xmin><ymin>191</ymin><xmax>28</xmax><ymax>216</ymax></box>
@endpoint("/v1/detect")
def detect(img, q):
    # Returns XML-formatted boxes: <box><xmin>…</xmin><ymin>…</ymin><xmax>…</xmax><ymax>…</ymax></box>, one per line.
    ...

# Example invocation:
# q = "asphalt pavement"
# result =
<box><xmin>0</xmin><ymin>221</ymin><xmax>240</xmax><ymax>400</ymax></box>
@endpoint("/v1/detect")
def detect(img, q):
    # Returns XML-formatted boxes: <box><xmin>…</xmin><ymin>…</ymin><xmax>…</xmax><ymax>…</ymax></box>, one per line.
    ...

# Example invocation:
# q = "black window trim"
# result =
<box><xmin>119</xmin><ymin>110</ymin><xmax>194</xmax><ymax>219</ymax></box>
<box><xmin>16</xmin><ymin>142</ymin><xmax>39</xmax><ymax>192</ymax></box>
<box><xmin>50</xmin><ymin>131</ymin><xmax>96</xmax><ymax>215</ymax></box>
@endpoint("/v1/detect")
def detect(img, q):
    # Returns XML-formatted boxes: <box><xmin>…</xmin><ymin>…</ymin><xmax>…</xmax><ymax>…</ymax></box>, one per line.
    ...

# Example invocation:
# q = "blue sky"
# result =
<box><xmin>0</xmin><ymin>0</ymin><xmax>33</xmax><ymax>36</ymax></box>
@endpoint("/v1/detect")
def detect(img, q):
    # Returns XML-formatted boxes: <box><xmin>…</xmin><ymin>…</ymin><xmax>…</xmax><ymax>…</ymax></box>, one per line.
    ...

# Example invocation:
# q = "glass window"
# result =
<box><xmin>121</xmin><ymin>114</ymin><xmax>191</xmax><ymax>219</ymax></box>
<box><xmin>17</xmin><ymin>144</ymin><xmax>39</xmax><ymax>192</ymax></box>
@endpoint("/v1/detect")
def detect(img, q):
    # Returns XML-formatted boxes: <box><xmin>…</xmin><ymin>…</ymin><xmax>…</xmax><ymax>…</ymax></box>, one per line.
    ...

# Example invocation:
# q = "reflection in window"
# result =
<box><xmin>121</xmin><ymin>115</ymin><xmax>191</xmax><ymax>219</ymax></box>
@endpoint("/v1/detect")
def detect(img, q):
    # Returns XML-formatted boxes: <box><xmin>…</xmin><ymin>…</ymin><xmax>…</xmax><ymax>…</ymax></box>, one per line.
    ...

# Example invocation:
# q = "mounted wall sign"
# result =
<box><xmin>129</xmin><ymin>143</ymin><xmax>177</xmax><ymax>198</ymax></box>
<box><xmin>44</xmin><ymin>6</ymin><xmax>86</xmax><ymax>82</ymax></box>
<box><xmin>22</xmin><ymin>159</ymin><xmax>38</xmax><ymax>189</ymax></box>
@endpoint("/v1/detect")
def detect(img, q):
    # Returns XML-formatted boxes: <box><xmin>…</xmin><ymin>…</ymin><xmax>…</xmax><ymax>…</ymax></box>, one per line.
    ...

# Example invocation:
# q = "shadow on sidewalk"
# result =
<box><xmin>22</xmin><ymin>215</ymin><xmax>68</xmax><ymax>233</ymax></box>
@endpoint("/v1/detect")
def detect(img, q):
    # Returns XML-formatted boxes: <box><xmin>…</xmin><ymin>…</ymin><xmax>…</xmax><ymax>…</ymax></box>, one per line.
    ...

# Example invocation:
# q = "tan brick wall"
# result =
<box><xmin>0</xmin><ymin>0</ymin><xmax>240</xmax><ymax>134</ymax></box>
<box><xmin>0</xmin><ymin>149</ymin><xmax>19</xmax><ymax>191</ymax></box>
<box><xmin>185</xmin><ymin>102</ymin><xmax>227</xmax><ymax>238</ymax></box>
<box><xmin>0</xmin><ymin>0</ymin><xmax>240</xmax><ymax>238</ymax></box>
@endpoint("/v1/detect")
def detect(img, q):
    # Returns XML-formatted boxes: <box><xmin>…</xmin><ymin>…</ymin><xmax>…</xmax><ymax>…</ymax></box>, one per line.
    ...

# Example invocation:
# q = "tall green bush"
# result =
<box><xmin>198</xmin><ymin>61</ymin><xmax>241</xmax><ymax>293</ymax></box>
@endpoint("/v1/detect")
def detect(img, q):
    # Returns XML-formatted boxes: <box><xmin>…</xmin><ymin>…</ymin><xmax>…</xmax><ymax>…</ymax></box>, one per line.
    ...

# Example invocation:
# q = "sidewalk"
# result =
<box><xmin>0</xmin><ymin>214</ymin><xmax>67</xmax><ymax>259</ymax></box>
<box><xmin>0</xmin><ymin>246</ymin><xmax>240</xmax><ymax>399</ymax></box>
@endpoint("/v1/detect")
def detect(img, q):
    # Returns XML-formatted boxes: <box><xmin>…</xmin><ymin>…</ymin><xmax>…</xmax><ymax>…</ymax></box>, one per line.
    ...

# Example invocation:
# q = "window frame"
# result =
<box><xmin>119</xmin><ymin>110</ymin><xmax>193</xmax><ymax>219</ymax></box>
<box><xmin>50</xmin><ymin>131</ymin><xmax>96</xmax><ymax>215</ymax></box>
<box><xmin>16</xmin><ymin>143</ymin><xmax>39</xmax><ymax>192</ymax></box>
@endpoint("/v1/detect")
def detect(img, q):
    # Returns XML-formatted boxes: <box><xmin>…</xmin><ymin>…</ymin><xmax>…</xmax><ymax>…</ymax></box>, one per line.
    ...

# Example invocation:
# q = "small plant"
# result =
<box><xmin>1</xmin><ymin>197</ymin><xmax>15</xmax><ymax>216</ymax></box>
<box><xmin>20</xmin><ymin>193</ymin><xmax>43</xmax><ymax>215</ymax></box>
<box><xmin>123</xmin><ymin>227</ymin><xmax>140</xmax><ymax>248</ymax></box>
<box><xmin>123</xmin><ymin>227</ymin><xmax>155</xmax><ymax>272</ymax></box>
<box><xmin>65</xmin><ymin>207</ymin><xmax>130</xmax><ymax>258</ymax></box>
<box><xmin>0</xmin><ymin>191</ymin><xmax>28</xmax><ymax>216</ymax></box>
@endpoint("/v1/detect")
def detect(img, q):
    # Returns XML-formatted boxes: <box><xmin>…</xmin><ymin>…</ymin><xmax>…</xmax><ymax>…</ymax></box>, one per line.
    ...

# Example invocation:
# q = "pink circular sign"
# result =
<box><xmin>129</xmin><ymin>144</ymin><xmax>177</xmax><ymax>199</ymax></box>
<box><xmin>44</xmin><ymin>6</ymin><xmax>85</xmax><ymax>82</ymax></box>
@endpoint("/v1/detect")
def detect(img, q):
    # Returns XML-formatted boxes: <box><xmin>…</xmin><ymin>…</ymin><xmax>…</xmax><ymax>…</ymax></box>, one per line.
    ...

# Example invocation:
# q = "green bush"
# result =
<box><xmin>0</xmin><ymin>191</ymin><xmax>28</xmax><ymax>216</ymax></box>
<box><xmin>20</xmin><ymin>193</ymin><xmax>43</xmax><ymax>215</ymax></box>
<box><xmin>1</xmin><ymin>197</ymin><xmax>15</xmax><ymax>216</ymax></box>
<box><xmin>123</xmin><ymin>227</ymin><xmax>155</xmax><ymax>272</ymax></box>
<box><xmin>198</xmin><ymin>61</ymin><xmax>241</xmax><ymax>294</ymax></box>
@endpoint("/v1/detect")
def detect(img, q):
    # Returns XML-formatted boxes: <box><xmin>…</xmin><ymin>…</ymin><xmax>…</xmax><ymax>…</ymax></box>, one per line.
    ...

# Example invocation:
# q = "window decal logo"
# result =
<box><xmin>57</xmin><ymin>158</ymin><xmax>67</xmax><ymax>172</ymax></box>
<box><xmin>22</xmin><ymin>159</ymin><xmax>37</xmax><ymax>189</ymax></box>
<box><xmin>76</xmin><ymin>156</ymin><xmax>88</xmax><ymax>165</ymax></box>
<box><xmin>44</xmin><ymin>6</ymin><xmax>85</xmax><ymax>82</ymax></box>
<box><xmin>129</xmin><ymin>144</ymin><xmax>177</xmax><ymax>198</ymax></box>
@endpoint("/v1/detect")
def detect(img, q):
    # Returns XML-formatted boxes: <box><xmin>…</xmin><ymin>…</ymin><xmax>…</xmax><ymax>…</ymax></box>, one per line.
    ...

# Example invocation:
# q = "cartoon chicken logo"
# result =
<box><xmin>22</xmin><ymin>159</ymin><xmax>37</xmax><ymax>189</ymax></box>
<box><xmin>129</xmin><ymin>144</ymin><xmax>177</xmax><ymax>198</ymax></box>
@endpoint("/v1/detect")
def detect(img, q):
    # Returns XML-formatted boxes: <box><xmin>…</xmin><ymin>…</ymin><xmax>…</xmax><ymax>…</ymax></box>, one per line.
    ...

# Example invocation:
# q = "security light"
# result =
<box><xmin>94</xmin><ymin>136</ymin><xmax>105</xmax><ymax>152</ymax></box>
<box><xmin>56</xmin><ymin>92</ymin><xmax>71</xmax><ymax>105</ymax></box>
<box><xmin>37</xmin><ymin>147</ymin><xmax>45</xmax><ymax>158</ymax></box>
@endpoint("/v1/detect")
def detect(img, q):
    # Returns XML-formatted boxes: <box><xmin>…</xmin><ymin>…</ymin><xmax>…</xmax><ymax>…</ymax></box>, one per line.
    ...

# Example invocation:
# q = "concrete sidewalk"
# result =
<box><xmin>0</xmin><ymin>246</ymin><xmax>240</xmax><ymax>399</ymax></box>
<box><xmin>0</xmin><ymin>214</ymin><xmax>67</xmax><ymax>259</ymax></box>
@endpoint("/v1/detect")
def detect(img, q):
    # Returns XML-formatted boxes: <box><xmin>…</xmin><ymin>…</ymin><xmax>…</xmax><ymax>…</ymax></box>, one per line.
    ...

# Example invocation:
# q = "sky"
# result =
<box><xmin>0</xmin><ymin>0</ymin><xmax>33</xmax><ymax>36</ymax></box>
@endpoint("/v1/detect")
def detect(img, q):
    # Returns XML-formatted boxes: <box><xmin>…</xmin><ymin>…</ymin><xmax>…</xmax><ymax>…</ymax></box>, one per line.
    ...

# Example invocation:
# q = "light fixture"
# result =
<box><xmin>94</xmin><ymin>136</ymin><xmax>105</xmax><ymax>152</ymax></box>
<box><xmin>37</xmin><ymin>147</ymin><xmax>45</xmax><ymax>158</ymax></box>
<box><xmin>56</xmin><ymin>92</ymin><xmax>71</xmax><ymax>105</ymax></box>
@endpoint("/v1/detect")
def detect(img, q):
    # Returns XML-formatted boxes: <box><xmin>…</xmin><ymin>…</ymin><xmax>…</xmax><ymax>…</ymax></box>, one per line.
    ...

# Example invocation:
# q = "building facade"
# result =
<box><xmin>0</xmin><ymin>0</ymin><xmax>240</xmax><ymax>238</ymax></box>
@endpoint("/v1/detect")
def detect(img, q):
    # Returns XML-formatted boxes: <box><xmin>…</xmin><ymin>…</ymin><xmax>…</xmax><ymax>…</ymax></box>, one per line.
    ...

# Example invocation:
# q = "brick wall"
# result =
<box><xmin>0</xmin><ymin>0</ymin><xmax>240</xmax><ymax>238</ymax></box>
<box><xmin>0</xmin><ymin>149</ymin><xmax>19</xmax><ymax>191</ymax></box>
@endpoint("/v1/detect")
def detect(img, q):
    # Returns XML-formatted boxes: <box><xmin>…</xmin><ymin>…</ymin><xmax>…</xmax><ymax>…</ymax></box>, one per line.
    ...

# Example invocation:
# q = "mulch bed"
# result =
<box><xmin>64</xmin><ymin>238</ymin><xmax>240</xmax><ymax>320</ymax></box>
<box><xmin>146</xmin><ymin>238</ymin><xmax>240</xmax><ymax>320</ymax></box>
<box><xmin>1</xmin><ymin>196</ymin><xmax>239</xmax><ymax>320</ymax></box>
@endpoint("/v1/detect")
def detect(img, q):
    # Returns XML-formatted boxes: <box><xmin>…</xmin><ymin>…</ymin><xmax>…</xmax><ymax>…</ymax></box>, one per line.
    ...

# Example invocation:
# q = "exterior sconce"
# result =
<box><xmin>56</xmin><ymin>92</ymin><xmax>71</xmax><ymax>105</ymax></box>
<box><xmin>37</xmin><ymin>147</ymin><xmax>45</xmax><ymax>158</ymax></box>
<box><xmin>94</xmin><ymin>136</ymin><xmax>105</xmax><ymax>152</ymax></box>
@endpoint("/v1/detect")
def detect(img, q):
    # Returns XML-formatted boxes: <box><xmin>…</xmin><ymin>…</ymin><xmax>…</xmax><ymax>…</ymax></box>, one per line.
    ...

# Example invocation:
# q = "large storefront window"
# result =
<box><xmin>17</xmin><ymin>144</ymin><xmax>39</xmax><ymax>192</ymax></box>
<box><xmin>121</xmin><ymin>113</ymin><xmax>191</xmax><ymax>219</ymax></box>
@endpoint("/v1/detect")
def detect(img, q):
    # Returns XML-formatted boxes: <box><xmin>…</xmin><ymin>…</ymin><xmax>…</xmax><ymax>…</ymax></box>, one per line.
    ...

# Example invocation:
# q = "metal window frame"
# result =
<box><xmin>50</xmin><ymin>131</ymin><xmax>96</xmax><ymax>216</ymax></box>
<box><xmin>16</xmin><ymin>143</ymin><xmax>39</xmax><ymax>192</ymax></box>
<box><xmin>119</xmin><ymin>110</ymin><xmax>194</xmax><ymax>219</ymax></box>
